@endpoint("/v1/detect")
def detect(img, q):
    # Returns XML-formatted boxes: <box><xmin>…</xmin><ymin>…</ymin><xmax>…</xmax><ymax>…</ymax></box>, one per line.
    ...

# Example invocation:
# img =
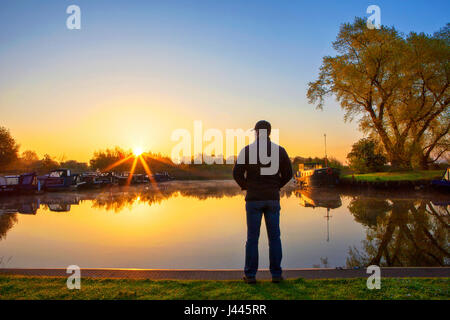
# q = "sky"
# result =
<box><xmin>0</xmin><ymin>0</ymin><xmax>448</xmax><ymax>163</ymax></box>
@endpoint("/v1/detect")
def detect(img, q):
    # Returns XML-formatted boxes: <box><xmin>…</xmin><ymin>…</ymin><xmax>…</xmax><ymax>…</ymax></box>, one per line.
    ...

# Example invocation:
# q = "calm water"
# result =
<box><xmin>0</xmin><ymin>181</ymin><xmax>448</xmax><ymax>269</ymax></box>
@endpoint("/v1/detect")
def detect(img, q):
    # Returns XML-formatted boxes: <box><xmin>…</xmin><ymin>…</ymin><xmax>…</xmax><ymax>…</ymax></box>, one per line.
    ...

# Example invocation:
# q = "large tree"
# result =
<box><xmin>0</xmin><ymin>126</ymin><xmax>19</xmax><ymax>171</ymax></box>
<box><xmin>308</xmin><ymin>18</ymin><xmax>449</xmax><ymax>169</ymax></box>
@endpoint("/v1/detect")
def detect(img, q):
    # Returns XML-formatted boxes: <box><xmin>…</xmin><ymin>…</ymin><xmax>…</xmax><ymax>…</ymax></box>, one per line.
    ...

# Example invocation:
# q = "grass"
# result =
<box><xmin>341</xmin><ymin>170</ymin><xmax>444</xmax><ymax>182</ymax></box>
<box><xmin>0</xmin><ymin>275</ymin><xmax>448</xmax><ymax>300</ymax></box>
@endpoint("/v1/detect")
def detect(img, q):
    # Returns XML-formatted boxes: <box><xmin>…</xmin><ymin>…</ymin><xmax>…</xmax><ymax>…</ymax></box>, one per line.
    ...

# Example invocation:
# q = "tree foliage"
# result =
<box><xmin>308</xmin><ymin>18</ymin><xmax>449</xmax><ymax>169</ymax></box>
<box><xmin>0</xmin><ymin>126</ymin><xmax>19</xmax><ymax>171</ymax></box>
<box><xmin>60</xmin><ymin>160</ymin><xmax>89</xmax><ymax>173</ymax></box>
<box><xmin>89</xmin><ymin>147</ymin><xmax>133</xmax><ymax>172</ymax></box>
<box><xmin>347</xmin><ymin>138</ymin><xmax>387</xmax><ymax>173</ymax></box>
<box><xmin>38</xmin><ymin>154</ymin><xmax>60</xmax><ymax>173</ymax></box>
<box><xmin>292</xmin><ymin>156</ymin><xmax>343</xmax><ymax>172</ymax></box>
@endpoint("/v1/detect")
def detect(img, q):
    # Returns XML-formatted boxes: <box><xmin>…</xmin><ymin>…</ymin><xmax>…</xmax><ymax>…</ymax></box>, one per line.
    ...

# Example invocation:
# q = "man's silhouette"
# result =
<box><xmin>233</xmin><ymin>120</ymin><xmax>293</xmax><ymax>284</ymax></box>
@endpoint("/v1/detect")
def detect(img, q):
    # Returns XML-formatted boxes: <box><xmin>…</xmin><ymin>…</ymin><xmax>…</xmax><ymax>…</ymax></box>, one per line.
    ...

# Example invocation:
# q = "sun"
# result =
<box><xmin>133</xmin><ymin>147</ymin><xmax>143</xmax><ymax>157</ymax></box>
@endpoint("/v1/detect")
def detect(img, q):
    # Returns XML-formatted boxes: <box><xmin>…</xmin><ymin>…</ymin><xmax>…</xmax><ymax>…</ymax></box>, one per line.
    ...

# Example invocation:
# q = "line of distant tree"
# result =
<box><xmin>291</xmin><ymin>156</ymin><xmax>343</xmax><ymax>173</ymax></box>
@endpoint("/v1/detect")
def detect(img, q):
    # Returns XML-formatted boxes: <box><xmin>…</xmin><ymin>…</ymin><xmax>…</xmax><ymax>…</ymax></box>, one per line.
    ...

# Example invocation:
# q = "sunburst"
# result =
<box><xmin>101</xmin><ymin>148</ymin><xmax>164</xmax><ymax>190</ymax></box>
<box><xmin>133</xmin><ymin>147</ymin><xmax>143</xmax><ymax>157</ymax></box>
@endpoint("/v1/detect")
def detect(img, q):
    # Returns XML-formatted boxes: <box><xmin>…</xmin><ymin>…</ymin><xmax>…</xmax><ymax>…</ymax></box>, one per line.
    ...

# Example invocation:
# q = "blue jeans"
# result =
<box><xmin>245</xmin><ymin>200</ymin><xmax>282</xmax><ymax>278</ymax></box>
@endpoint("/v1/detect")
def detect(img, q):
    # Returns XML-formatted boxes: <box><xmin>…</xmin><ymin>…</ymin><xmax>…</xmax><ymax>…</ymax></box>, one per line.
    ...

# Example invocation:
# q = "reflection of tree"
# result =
<box><xmin>90</xmin><ymin>181</ymin><xmax>244</xmax><ymax>213</ymax></box>
<box><xmin>88</xmin><ymin>181</ymin><xmax>298</xmax><ymax>213</ymax></box>
<box><xmin>347</xmin><ymin>198</ymin><xmax>449</xmax><ymax>267</ymax></box>
<box><xmin>347</xmin><ymin>197</ymin><xmax>391</xmax><ymax>227</ymax></box>
<box><xmin>0</xmin><ymin>213</ymin><xmax>18</xmax><ymax>240</ymax></box>
<box><xmin>89</xmin><ymin>181</ymin><xmax>297</xmax><ymax>213</ymax></box>
<box><xmin>0</xmin><ymin>181</ymin><xmax>296</xmax><ymax>215</ymax></box>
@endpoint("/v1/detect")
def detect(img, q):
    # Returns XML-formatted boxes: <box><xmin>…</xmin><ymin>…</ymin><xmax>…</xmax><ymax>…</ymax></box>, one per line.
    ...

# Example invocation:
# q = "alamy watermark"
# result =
<box><xmin>366</xmin><ymin>265</ymin><xmax>381</xmax><ymax>290</ymax></box>
<box><xmin>170</xmin><ymin>121</ymin><xmax>280</xmax><ymax>175</ymax></box>
<box><xmin>366</xmin><ymin>5</ymin><xmax>381</xmax><ymax>30</ymax></box>
<box><xmin>66</xmin><ymin>265</ymin><xmax>81</xmax><ymax>290</ymax></box>
<box><xmin>66</xmin><ymin>5</ymin><xmax>81</xmax><ymax>30</ymax></box>
<box><xmin>64</xmin><ymin>6</ymin><xmax>382</xmax><ymax>34</ymax></box>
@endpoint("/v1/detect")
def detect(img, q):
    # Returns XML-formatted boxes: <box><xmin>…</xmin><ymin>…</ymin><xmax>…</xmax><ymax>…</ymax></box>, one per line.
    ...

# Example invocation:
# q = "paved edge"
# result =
<box><xmin>0</xmin><ymin>267</ymin><xmax>449</xmax><ymax>280</ymax></box>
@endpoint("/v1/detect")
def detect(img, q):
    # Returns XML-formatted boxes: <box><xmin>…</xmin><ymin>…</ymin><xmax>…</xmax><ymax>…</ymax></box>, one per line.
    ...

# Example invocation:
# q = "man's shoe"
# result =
<box><xmin>272</xmin><ymin>276</ymin><xmax>284</xmax><ymax>283</ymax></box>
<box><xmin>243</xmin><ymin>276</ymin><xmax>256</xmax><ymax>284</ymax></box>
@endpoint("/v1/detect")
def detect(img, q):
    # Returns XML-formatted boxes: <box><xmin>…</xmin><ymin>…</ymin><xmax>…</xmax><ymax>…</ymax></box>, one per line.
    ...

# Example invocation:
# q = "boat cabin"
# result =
<box><xmin>49</xmin><ymin>169</ymin><xmax>72</xmax><ymax>178</ymax></box>
<box><xmin>0</xmin><ymin>172</ymin><xmax>39</xmax><ymax>194</ymax></box>
<box><xmin>297</xmin><ymin>163</ymin><xmax>323</xmax><ymax>178</ymax></box>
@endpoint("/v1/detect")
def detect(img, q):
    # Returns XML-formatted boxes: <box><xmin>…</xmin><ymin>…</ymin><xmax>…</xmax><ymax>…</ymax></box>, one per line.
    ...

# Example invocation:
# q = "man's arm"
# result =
<box><xmin>279</xmin><ymin>147</ymin><xmax>293</xmax><ymax>188</ymax></box>
<box><xmin>233</xmin><ymin>148</ymin><xmax>247</xmax><ymax>190</ymax></box>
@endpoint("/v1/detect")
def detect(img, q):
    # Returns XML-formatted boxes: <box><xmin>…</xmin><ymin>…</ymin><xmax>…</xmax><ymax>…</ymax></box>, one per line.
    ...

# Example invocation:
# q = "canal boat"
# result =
<box><xmin>115</xmin><ymin>173</ymin><xmax>151</xmax><ymax>185</ymax></box>
<box><xmin>431</xmin><ymin>168</ymin><xmax>450</xmax><ymax>192</ymax></box>
<box><xmin>295</xmin><ymin>134</ymin><xmax>340</xmax><ymax>188</ymax></box>
<box><xmin>132</xmin><ymin>174</ymin><xmax>150</xmax><ymax>184</ymax></box>
<box><xmin>114</xmin><ymin>172</ymin><xmax>141</xmax><ymax>185</ymax></box>
<box><xmin>79</xmin><ymin>172</ymin><xmax>116</xmax><ymax>189</ymax></box>
<box><xmin>151</xmin><ymin>172</ymin><xmax>175</xmax><ymax>182</ymax></box>
<box><xmin>0</xmin><ymin>175</ymin><xmax>19</xmax><ymax>194</ymax></box>
<box><xmin>113</xmin><ymin>172</ymin><xmax>175</xmax><ymax>186</ymax></box>
<box><xmin>0</xmin><ymin>172</ymin><xmax>40</xmax><ymax>195</ymax></box>
<box><xmin>295</xmin><ymin>163</ymin><xmax>340</xmax><ymax>188</ymax></box>
<box><xmin>39</xmin><ymin>169</ymin><xmax>85</xmax><ymax>191</ymax></box>
<box><xmin>18</xmin><ymin>172</ymin><xmax>40</xmax><ymax>193</ymax></box>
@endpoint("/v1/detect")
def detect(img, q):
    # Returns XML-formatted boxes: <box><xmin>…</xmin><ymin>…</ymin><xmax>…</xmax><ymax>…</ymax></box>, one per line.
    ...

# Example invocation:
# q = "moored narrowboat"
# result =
<box><xmin>295</xmin><ymin>163</ymin><xmax>340</xmax><ymax>189</ymax></box>
<box><xmin>79</xmin><ymin>172</ymin><xmax>116</xmax><ymax>189</ymax></box>
<box><xmin>0</xmin><ymin>175</ymin><xmax>19</xmax><ymax>194</ymax></box>
<box><xmin>152</xmin><ymin>172</ymin><xmax>175</xmax><ymax>182</ymax></box>
<box><xmin>39</xmin><ymin>169</ymin><xmax>85</xmax><ymax>191</ymax></box>
<box><xmin>18</xmin><ymin>172</ymin><xmax>40</xmax><ymax>193</ymax></box>
<box><xmin>0</xmin><ymin>172</ymin><xmax>40</xmax><ymax>195</ymax></box>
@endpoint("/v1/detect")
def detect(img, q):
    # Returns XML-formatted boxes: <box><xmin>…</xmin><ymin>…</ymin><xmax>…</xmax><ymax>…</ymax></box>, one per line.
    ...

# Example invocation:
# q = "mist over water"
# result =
<box><xmin>0</xmin><ymin>181</ymin><xmax>448</xmax><ymax>269</ymax></box>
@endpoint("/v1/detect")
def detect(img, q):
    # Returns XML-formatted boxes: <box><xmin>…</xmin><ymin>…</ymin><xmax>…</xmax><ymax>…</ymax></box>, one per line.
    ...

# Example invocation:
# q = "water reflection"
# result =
<box><xmin>0</xmin><ymin>181</ymin><xmax>297</xmax><ymax>215</ymax></box>
<box><xmin>296</xmin><ymin>189</ymin><xmax>342</xmax><ymax>243</ymax></box>
<box><xmin>0</xmin><ymin>213</ymin><xmax>17</xmax><ymax>241</ymax></box>
<box><xmin>0</xmin><ymin>181</ymin><xmax>448</xmax><ymax>268</ymax></box>
<box><xmin>345</xmin><ymin>195</ymin><xmax>449</xmax><ymax>267</ymax></box>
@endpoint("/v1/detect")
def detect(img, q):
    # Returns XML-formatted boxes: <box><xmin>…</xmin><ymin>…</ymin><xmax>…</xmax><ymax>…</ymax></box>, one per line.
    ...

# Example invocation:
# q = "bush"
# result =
<box><xmin>347</xmin><ymin>138</ymin><xmax>387</xmax><ymax>174</ymax></box>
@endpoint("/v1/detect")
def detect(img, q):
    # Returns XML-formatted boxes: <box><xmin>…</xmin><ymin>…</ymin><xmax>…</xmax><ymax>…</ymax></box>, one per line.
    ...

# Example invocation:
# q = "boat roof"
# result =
<box><xmin>21</xmin><ymin>172</ymin><xmax>36</xmax><ymax>176</ymax></box>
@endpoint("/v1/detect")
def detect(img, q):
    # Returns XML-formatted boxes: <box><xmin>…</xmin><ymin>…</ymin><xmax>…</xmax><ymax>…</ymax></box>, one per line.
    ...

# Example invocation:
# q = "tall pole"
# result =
<box><xmin>324</xmin><ymin>134</ymin><xmax>328</xmax><ymax>167</ymax></box>
<box><xmin>325</xmin><ymin>208</ymin><xmax>331</xmax><ymax>242</ymax></box>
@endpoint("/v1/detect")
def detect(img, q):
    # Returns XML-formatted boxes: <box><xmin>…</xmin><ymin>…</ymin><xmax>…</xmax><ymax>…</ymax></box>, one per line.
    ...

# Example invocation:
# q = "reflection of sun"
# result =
<box><xmin>133</xmin><ymin>147</ymin><xmax>143</xmax><ymax>157</ymax></box>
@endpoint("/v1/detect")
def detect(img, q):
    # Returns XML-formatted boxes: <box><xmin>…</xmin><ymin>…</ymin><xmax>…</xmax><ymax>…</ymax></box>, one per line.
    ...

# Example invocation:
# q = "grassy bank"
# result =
<box><xmin>0</xmin><ymin>275</ymin><xmax>448</xmax><ymax>300</ymax></box>
<box><xmin>341</xmin><ymin>170</ymin><xmax>444</xmax><ymax>182</ymax></box>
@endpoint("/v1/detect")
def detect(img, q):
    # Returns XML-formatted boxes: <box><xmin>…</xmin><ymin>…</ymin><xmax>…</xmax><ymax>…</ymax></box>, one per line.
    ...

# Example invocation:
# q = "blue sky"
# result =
<box><xmin>0</xmin><ymin>0</ymin><xmax>448</xmax><ymax>161</ymax></box>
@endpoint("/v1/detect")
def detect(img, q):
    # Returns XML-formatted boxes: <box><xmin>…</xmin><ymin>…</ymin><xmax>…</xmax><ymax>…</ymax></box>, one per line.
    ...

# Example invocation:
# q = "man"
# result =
<box><xmin>233</xmin><ymin>120</ymin><xmax>293</xmax><ymax>284</ymax></box>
